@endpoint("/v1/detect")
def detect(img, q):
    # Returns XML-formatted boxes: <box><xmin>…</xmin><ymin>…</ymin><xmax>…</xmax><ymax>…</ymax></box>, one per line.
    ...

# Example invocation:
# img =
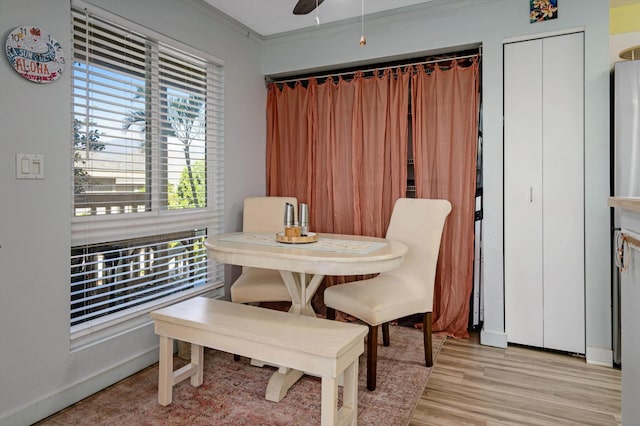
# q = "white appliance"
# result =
<box><xmin>613</xmin><ymin>61</ymin><xmax>640</xmax><ymax>202</ymax></box>
<box><xmin>612</xmin><ymin>60</ymin><xmax>640</xmax><ymax>424</ymax></box>
<box><xmin>612</xmin><ymin>60</ymin><xmax>640</xmax><ymax>366</ymax></box>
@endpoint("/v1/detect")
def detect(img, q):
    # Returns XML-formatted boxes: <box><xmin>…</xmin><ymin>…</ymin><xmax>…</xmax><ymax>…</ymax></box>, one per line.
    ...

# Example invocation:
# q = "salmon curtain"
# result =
<box><xmin>267</xmin><ymin>68</ymin><xmax>409</xmax><ymax>238</ymax></box>
<box><xmin>266</xmin><ymin>58</ymin><xmax>479</xmax><ymax>336</ymax></box>
<box><xmin>266</xmin><ymin>81</ymin><xmax>314</xmax><ymax>204</ymax></box>
<box><xmin>412</xmin><ymin>58</ymin><xmax>480</xmax><ymax>338</ymax></box>
<box><xmin>267</xmin><ymin>69</ymin><xmax>409</xmax><ymax>310</ymax></box>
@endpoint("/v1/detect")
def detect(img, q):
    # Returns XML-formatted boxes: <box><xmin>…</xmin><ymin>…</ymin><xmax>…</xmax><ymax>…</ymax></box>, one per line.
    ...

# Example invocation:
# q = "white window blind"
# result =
<box><xmin>71</xmin><ymin>230</ymin><xmax>209</xmax><ymax>327</ymax></box>
<box><xmin>70</xmin><ymin>3</ymin><xmax>224</xmax><ymax>338</ymax></box>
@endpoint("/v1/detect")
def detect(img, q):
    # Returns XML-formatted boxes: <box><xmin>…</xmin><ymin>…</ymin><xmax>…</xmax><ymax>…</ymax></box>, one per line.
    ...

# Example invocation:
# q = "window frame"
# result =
<box><xmin>70</xmin><ymin>1</ymin><xmax>225</xmax><ymax>348</ymax></box>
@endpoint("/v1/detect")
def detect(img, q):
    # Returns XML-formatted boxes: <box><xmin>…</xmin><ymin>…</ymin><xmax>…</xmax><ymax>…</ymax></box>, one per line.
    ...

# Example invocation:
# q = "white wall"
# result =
<box><xmin>263</xmin><ymin>0</ymin><xmax>611</xmax><ymax>360</ymax></box>
<box><xmin>611</xmin><ymin>31</ymin><xmax>640</xmax><ymax>66</ymax></box>
<box><xmin>0</xmin><ymin>0</ymin><xmax>266</xmax><ymax>424</ymax></box>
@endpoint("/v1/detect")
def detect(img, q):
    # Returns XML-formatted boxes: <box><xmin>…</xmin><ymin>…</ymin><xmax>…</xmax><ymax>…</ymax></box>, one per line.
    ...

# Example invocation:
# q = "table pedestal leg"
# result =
<box><xmin>280</xmin><ymin>271</ymin><xmax>325</xmax><ymax>317</ymax></box>
<box><xmin>265</xmin><ymin>367</ymin><xmax>305</xmax><ymax>402</ymax></box>
<box><xmin>252</xmin><ymin>271</ymin><xmax>327</xmax><ymax>402</ymax></box>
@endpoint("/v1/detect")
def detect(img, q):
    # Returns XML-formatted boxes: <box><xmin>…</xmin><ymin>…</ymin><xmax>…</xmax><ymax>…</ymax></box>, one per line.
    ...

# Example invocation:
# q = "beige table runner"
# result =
<box><xmin>216</xmin><ymin>233</ymin><xmax>387</xmax><ymax>255</ymax></box>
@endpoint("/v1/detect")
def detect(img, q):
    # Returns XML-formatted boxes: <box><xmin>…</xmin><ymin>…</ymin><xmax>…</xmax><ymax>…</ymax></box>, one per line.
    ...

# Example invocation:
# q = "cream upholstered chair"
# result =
<box><xmin>230</xmin><ymin>196</ymin><xmax>297</xmax><ymax>305</ymax></box>
<box><xmin>324</xmin><ymin>198</ymin><xmax>451</xmax><ymax>391</ymax></box>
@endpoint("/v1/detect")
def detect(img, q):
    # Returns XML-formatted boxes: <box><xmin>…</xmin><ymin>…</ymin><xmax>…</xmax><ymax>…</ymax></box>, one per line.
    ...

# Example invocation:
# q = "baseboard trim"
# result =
<box><xmin>0</xmin><ymin>346</ymin><xmax>159</xmax><ymax>426</ymax></box>
<box><xmin>586</xmin><ymin>346</ymin><xmax>613</xmax><ymax>367</ymax></box>
<box><xmin>480</xmin><ymin>328</ymin><xmax>508</xmax><ymax>348</ymax></box>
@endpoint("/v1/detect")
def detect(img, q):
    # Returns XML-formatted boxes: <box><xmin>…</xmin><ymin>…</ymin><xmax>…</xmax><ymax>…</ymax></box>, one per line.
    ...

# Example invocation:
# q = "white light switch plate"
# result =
<box><xmin>16</xmin><ymin>153</ymin><xmax>44</xmax><ymax>179</ymax></box>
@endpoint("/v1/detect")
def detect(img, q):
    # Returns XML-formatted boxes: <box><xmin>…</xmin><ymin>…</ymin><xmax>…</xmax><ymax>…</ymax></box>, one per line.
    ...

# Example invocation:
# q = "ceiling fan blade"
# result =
<box><xmin>293</xmin><ymin>0</ymin><xmax>325</xmax><ymax>15</ymax></box>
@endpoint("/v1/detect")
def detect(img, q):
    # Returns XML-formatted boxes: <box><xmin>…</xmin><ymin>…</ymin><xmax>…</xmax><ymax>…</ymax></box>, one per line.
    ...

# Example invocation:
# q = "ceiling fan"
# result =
<box><xmin>292</xmin><ymin>0</ymin><xmax>366</xmax><ymax>46</ymax></box>
<box><xmin>293</xmin><ymin>0</ymin><xmax>325</xmax><ymax>15</ymax></box>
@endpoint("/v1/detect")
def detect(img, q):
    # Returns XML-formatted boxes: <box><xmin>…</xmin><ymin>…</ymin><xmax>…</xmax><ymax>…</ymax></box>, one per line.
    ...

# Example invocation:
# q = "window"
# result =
<box><xmin>70</xmin><ymin>3</ymin><xmax>224</xmax><ymax>343</ymax></box>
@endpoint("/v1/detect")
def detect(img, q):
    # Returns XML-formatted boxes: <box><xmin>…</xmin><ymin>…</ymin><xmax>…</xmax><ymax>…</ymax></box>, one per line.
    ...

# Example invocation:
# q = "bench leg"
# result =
<box><xmin>341</xmin><ymin>358</ymin><xmax>359</xmax><ymax>425</ymax></box>
<box><xmin>321</xmin><ymin>375</ymin><xmax>338</xmax><ymax>426</ymax></box>
<box><xmin>190</xmin><ymin>343</ymin><xmax>204</xmax><ymax>387</ymax></box>
<box><xmin>320</xmin><ymin>357</ymin><xmax>359</xmax><ymax>426</ymax></box>
<box><xmin>158</xmin><ymin>338</ymin><xmax>204</xmax><ymax>406</ymax></box>
<box><xmin>158</xmin><ymin>335</ymin><xmax>174</xmax><ymax>406</ymax></box>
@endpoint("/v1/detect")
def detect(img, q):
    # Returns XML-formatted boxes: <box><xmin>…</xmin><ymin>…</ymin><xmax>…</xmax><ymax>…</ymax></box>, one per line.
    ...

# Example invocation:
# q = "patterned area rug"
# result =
<box><xmin>38</xmin><ymin>326</ymin><xmax>444</xmax><ymax>425</ymax></box>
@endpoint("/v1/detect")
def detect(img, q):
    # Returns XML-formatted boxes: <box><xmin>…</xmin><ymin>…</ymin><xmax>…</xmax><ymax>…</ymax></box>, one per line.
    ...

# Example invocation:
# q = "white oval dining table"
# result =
<box><xmin>204</xmin><ymin>231</ymin><xmax>408</xmax><ymax>402</ymax></box>
<box><xmin>205</xmin><ymin>232</ymin><xmax>407</xmax><ymax>315</ymax></box>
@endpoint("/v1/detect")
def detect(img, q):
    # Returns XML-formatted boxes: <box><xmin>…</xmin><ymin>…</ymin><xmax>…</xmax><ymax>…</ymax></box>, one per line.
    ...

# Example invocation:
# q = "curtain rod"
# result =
<box><xmin>266</xmin><ymin>51</ymin><xmax>480</xmax><ymax>85</ymax></box>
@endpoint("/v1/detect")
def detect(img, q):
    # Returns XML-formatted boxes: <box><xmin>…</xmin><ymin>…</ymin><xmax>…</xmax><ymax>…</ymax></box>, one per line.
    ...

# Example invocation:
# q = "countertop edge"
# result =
<box><xmin>609</xmin><ymin>197</ymin><xmax>640</xmax><ymax>213</ymax></box>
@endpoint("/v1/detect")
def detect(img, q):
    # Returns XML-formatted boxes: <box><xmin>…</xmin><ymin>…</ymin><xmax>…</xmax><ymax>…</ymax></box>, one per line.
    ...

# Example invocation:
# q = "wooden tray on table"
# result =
<box><xmin>276</xmin><ymin>232</ymin><xmax>319</xmax><ymax>244</ymax></box>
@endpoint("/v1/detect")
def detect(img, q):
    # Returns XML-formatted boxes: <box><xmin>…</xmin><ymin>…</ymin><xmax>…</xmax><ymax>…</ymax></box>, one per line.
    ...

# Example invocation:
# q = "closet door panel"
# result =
<box><xmin>541</xmin><ymin>33</ymin><xmax>585</xmax><ymax>353</ymax></box>
<box><xmin>504</xmin><ymin>39</ymin><xmax>544</xmax><ymax>347</ymax></box>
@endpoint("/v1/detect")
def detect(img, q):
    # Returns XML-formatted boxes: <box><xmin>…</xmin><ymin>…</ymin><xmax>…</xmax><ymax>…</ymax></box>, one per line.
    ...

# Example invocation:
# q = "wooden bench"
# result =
<box><xmin>150</xmin><ymin>296</ymin><xmax>368</xmax><ymax>425</ymax></box>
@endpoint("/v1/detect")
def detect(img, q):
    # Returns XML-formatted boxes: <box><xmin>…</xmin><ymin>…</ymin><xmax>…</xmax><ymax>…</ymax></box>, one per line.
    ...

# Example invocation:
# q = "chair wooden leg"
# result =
<box><xmin>423</xmin><ymin>312</ymin><xmax>433</xmax><ymax>367</ymax></box>
<box><xmin>326</xmin><ymin>307</ymin><xmax>336</xmax><ymax>320</ymax></box>
<box><xmin>382</xmin><ymin>322</ymin><xmax>390</xmax><ymax>346</ymax></box>
<box><xmin>367</xmin><ymin>325</ymin><xmax>378</xmax><ymax>391</ymax></box>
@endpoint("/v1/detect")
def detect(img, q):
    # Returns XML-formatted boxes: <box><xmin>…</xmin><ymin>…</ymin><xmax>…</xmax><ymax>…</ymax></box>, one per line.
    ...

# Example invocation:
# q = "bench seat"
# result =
<box><xmin>150</xmin><ymin>296</ymin><xmax>368</xmax><ymax>425</ymax></box>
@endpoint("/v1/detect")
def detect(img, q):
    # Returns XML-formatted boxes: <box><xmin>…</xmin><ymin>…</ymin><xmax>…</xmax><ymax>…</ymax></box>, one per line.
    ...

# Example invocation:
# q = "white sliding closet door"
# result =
<box><xmin>504</xmin><ymin>32</ymin><xmax>585</xmax><ymax>354</ymax></box>
<box><xmin>504</xmin><ymin>39</ymin><xmax>544</xmax><ymax>348</ymax></box>
<box><xmin>541</xmin><ymin>33</ymin><xmax>584</xmax><ymax>353</ymax></box>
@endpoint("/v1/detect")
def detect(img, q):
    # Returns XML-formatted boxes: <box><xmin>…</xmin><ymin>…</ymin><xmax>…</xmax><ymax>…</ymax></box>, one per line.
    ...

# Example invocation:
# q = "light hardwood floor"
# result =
<box><xmin>410</xmin><ymin>332</ymin><xmax>622</xmax><ymax>425</ymax></box>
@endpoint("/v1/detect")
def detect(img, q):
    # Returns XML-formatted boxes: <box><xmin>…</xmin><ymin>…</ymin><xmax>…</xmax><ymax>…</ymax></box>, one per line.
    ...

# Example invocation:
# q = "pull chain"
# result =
<box><xmin>359</xmin><ymin>0</ymin><xmax>366</xmax><ymax>46</ymax></box>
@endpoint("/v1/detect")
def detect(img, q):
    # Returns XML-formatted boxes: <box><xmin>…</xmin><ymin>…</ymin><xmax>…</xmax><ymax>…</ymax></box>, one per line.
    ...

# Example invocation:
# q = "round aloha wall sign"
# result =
<box><xmin>5</xmin><ymin>26</ymin><xmax>65</xmax><ymax>83</ymax></box>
